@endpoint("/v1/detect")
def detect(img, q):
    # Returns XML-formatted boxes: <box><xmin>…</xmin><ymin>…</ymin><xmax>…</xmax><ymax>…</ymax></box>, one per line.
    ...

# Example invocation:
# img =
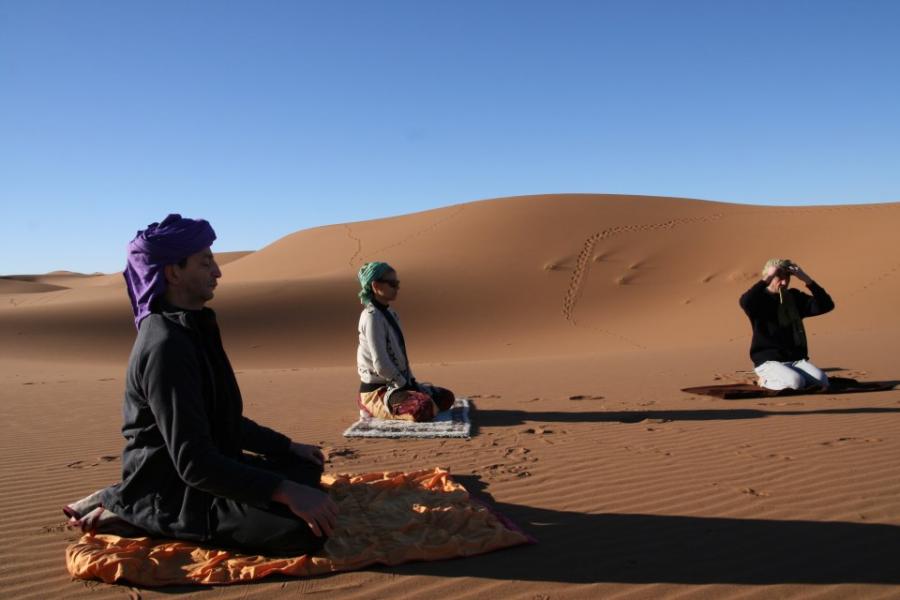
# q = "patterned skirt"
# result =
<box><xmin>358</xmin><ymin>384</ymin><xmax>455</xmax><ymax>422</ymax></box>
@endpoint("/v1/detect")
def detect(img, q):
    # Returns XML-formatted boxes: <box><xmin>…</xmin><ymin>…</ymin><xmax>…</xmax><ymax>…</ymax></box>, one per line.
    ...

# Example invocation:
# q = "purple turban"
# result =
<box><xmin>124</xmin><ymin>214</ymin><xmax>217</xmax><ymax>330</ymax></box>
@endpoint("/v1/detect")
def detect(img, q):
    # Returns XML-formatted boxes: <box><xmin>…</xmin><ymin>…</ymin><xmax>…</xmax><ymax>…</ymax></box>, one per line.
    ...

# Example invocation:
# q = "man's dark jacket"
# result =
<box><xmin>100</xmin><ymin>305</ymin><xmax>291</xmax><ymax>541</ymax></box>
<box><xmin>739</xmin><ymin>280</ymin><xmax>835</xmax><ymax>367</ymax></box>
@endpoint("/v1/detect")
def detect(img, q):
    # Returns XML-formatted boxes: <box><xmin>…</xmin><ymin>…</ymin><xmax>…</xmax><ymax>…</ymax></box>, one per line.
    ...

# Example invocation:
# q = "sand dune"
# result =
<box><xmin>2</xmin><ymin>195</ymin><xmax>898</xmax><ymax>366</ymax></box>
<box><xmin>1</xmin><ymin>194</ymin><xmax>899</xmax><ymax>599</ymax></box>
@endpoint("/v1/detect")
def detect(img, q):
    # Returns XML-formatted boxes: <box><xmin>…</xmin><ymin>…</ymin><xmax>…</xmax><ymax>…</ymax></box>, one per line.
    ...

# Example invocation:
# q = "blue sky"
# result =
<box><xmin>2</xmin><ymin>0</ymin><xmax>898</xmax><ymax>275</ymax></box>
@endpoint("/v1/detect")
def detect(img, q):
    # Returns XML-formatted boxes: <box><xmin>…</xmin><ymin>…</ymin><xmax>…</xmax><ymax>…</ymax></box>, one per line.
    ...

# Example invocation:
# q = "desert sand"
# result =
<box><xmin>1</xmin><ymin>194</ymin><xmax>898</xmax><ymax>599</ymax></box>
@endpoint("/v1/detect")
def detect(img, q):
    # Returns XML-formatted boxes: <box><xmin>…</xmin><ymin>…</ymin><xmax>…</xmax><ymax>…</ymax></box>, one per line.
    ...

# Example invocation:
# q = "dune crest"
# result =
<box><xmin>1</xmin><ymin>194</ymin><xmax>897</xmax><ymax>367</ymax></box>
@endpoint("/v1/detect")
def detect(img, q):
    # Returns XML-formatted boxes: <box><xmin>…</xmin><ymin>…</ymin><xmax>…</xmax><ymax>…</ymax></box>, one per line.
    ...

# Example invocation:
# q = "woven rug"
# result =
<box><xmin>344</xmin><ymin>398</ymin><xmax>471</xmax><ymax>438</ymax></box>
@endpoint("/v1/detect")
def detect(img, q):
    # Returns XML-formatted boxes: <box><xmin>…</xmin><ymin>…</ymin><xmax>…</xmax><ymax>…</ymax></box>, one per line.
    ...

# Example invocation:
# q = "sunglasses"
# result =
<box><xmin>377</xmin><ymin>279</ymin><xmax>400</xmax><ymax>289</ymax></box>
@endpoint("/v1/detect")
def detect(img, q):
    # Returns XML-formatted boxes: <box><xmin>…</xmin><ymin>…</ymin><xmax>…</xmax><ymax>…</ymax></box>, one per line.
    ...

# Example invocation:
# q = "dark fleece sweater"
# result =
<box><xmin>100</xmin><ymin>305</ymin><xmax>291</xmax><ymax>541</ymax></box>
<box><xmin>739</xmin><ymin>280</ymin><xmax>835</xmax><ymax>367</ymax></box>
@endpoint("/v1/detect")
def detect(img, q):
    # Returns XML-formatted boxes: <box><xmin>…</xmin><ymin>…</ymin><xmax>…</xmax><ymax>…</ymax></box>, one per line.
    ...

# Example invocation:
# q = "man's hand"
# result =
<box><xmin>788</xmin><ymin>263</ymin><xmax>814</xmax><ymax>285</ymax></box>
<box><xmin>290</xmin><ymin>442</ymin><xmax>325</xmax><ymax>467</ymax></box>
<box><xmin>762</xmin><ymin>264</ymin><xmax>780</xmax><ymax>283</ymax></box>
<box><xmin>271</xmin><ymin>481</ymin><xmax>339</xmax><ymax>537</ymax></box>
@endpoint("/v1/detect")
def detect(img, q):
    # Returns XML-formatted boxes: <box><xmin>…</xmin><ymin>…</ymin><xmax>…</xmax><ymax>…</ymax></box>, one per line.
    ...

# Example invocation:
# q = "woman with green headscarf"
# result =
<box><xmin>355</xmin><ymin>262</ymin><xmax>455</xmax><ymax>421</ymax></box>
<box><xmin>739</xmin><ymin>258</ymin><xmax>835</xmax><ymax>391</ymax></box>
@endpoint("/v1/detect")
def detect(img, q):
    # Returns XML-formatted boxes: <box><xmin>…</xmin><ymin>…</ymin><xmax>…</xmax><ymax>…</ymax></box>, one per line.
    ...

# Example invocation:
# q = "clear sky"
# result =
<box><xmin>2</xmin><ymin>0</ymin><xmax>899</xmax><ymax>275</ymax></box>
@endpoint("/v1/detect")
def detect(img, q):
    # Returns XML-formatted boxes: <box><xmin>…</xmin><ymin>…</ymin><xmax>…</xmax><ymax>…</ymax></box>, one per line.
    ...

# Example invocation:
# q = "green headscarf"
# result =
<box><xmin>357</xmin><ymin>261</ymin><xmax>394</xmax><ymax>305</ymax></box>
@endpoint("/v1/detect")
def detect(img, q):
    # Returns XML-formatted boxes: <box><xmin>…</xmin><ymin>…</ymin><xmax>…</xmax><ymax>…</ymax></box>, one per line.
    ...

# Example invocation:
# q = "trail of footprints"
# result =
<box><xmin>562</xmin><ymin>214</ymin><xmax>722</xmax><ymax>325</ymax></box>
<box><xmin>850</xmin><ymin>261</ymin><xmax>900</xmax><ymax>297</ymax></box>
<box><xmin>343</xmin><ymin>224</ymin><xmax>363</xmax><ymax>267</ymax></box>
<box><xmin>352</xmin><ymin>205</ymin><xmax>467</xmax><ymax>267</ymax></box>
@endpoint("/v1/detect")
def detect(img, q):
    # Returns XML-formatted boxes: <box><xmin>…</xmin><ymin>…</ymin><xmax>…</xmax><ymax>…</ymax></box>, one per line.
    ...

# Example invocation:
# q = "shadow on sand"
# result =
<box><xmin>474</xmin><ymin>405</ymin><xmax>900</xmax><ymax>427</ymax></box>
<box><xmin>389</xmin><ymin>475</ymin><xmax>900</xmax><ymax>585</ymax></box>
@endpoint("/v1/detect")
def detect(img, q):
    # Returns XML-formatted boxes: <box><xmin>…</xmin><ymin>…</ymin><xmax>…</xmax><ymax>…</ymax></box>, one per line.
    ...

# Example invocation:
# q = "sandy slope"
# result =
<box><xmin>1</xmin><ymin>195</ymin><xmax>899</xmax><ymax>599</ymax></box>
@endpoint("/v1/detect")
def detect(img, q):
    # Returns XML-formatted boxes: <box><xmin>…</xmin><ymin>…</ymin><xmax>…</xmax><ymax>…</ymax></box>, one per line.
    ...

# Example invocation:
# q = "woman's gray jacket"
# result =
<box><xmin>357</xmin><ymin>303</ymin><xmax>413</xmax><ymax>389</ymax></box>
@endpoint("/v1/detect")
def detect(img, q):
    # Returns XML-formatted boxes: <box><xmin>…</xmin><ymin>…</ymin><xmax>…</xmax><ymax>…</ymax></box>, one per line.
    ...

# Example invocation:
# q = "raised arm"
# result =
<box><xmin>739</xmin><ymin>266</ymin><xmax>777</xmax><ymax>316</ymax></box>
<box><xmin>789</xmin><ymin>264</ymin><xmax>835</xmax><ymax>317</ymax></box>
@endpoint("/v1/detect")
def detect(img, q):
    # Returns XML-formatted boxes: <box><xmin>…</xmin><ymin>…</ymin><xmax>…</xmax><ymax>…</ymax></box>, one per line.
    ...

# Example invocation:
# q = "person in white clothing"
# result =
<box><xmin>355</xmin><ymin>262</ymin><xmax>455</xmax><ymax>421</ymax></box>
<box><xmin>739</xmin><ymin>259</ymin><xmax>835</xmax><ymax>391</ymax></box>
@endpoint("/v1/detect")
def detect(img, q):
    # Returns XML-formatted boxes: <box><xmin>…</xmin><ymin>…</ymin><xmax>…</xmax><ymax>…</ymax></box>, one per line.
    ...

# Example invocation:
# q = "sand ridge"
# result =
<box><xmin>3</xmin><ymin>195</ymin><xmax>899</xmax><ymax>368</ymax></box>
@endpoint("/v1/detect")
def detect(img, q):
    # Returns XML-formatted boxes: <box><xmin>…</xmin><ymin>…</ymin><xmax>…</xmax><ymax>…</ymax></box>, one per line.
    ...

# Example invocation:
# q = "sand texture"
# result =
<box><xmin>1</xmin><ymin>194</ymin><xmax>899</xmax><ymax>599</ymax></box>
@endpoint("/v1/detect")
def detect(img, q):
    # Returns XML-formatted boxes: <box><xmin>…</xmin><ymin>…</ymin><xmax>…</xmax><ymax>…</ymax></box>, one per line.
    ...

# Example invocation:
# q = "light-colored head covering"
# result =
<box><xmin>761</xmin><ymin>258</ymin><xmax>792</xmax><ymax>277</ymax></box>
<box><xmin>761</xmin><ymin>259</ymin><xmax>806</xmax><ymax>347</ymax></box>
<box><xmin>357</xmin><ymin>261</ymin><xmax>394</xmax><ymax>305</ymax></box>
<box><xmin>123</xmin><ymin>214</ymin><xmax>216</xmax><ymax>330</ymax></box>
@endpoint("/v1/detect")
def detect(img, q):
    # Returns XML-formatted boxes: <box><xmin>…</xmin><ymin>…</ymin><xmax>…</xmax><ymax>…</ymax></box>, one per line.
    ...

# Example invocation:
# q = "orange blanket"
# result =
<box><xmin>66</xmin><ymin>468</ymin><xmax>532</xmax><ymax>586</ymax></box>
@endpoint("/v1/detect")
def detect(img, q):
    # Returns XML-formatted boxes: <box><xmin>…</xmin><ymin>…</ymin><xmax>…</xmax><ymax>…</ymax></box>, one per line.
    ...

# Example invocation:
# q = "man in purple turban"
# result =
<box><xmin>123</xmin><ymin>213</ymin><xmax>218</xmax><ymax>329</ymax></box>
<box><xmin>96</xmin><ymin>214</ymin><xmax>338</xmax><ymax>555</ymax></box>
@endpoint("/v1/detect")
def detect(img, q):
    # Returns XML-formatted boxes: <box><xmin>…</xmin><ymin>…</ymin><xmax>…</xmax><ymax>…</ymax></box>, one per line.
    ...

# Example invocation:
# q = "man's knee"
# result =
<box><xmin>267</xmin><ymin>525</ymin><xmax>327</xmax><ymax>556</ymax></box>
<box><xmin>285</xmin><ymin>460</ymin><xmax>324</xmax><ymax>488</ymax></box>
<box><xmin>758</xmin><ymin>363</ymin><xmax>805</xmax><ymax>391</ymax></box>
<box><xmin>781</xmin><ymin>371</ymin><xmax>806</xmax><ymax>390</ymax></box>
<box><xmin>796</xmin><ymin>361</ymin><xmax>829</xmax><ymax>388</ymax></box>
<box><xmin>431</xmin><ymin>387</ymin><xmax>455</xmax><ymax>412</ymax></box>
<box><xmin>765</xmin><ymin>373</ymin><xmax>805</xmax><ymax>390</ymax></box>
<box><xmin>808</xmin><ymin>371</ymin><xmax>829</xmax><ymax>388</ymax></box>
<box><xmin>262</xmin><ymin>453</ymin><xmax>323</xmax><ymax>488</ymax></box>
<box><xmin>212</xmin><ymin>499</ymin><xmax>328</xmax><ymax>556</ymax></box>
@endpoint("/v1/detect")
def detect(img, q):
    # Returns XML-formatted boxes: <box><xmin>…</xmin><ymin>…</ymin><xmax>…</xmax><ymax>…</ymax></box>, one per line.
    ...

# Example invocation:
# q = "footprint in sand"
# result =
<box><xmin>67</xmin><ymin>456</ymin><xmax>118</xmax><ymax>469</ymax></box>
<box><xmin>840</xmin><ymin>369</ymin><xmax>868</xmax><ymax>379</ymax></box>
<box><xmin>624</xmin><ymin>445</ymin><xmax>671</xmax><ymax>456</ymax></box>
<box><xmin>478</xmin><ymin>463</ymin><xmax>533</xmax><ymax>480</ymax></box>
<box><xmin>504</xmin><ymin>446</ymin><xmax>534</xmax><ymax>458</ymax></box>
<box><xmin>714</xmin><ymin>371</ymin><xmax>757</xmax><ymax>385</ymax></box>
<box><xmin>40</xmin><ymin>522</ymin><xmax>69</xmax><ymax>534</ymax></box>
<box><xmin>522</xmin><ymin>427</ymin><xmax>553</xmax><ymax>435</ymax></box>
<box><xmin>766</xmin><ymin>453</ymin><xmax>795</xmax><ymax>461</ymax></box>
<box><xmin>475</xmin><ymin>445</ymin><xmax>538</xmax><ymax>480</ymax></box>
<box><xmin>543</xmin><ymin>261</ymin><xmax>568</xmax><ymax>272</ymax></box>
<box><xmin>326</xmin><ymin>447</ymin><xmax>360</xmax><ymax>461</ymax></box>
<box><xmin>475</xmin><ymin>437</ymin><xmax>501</xmax><ymax>449</ymax></box>
<box><xmin>820</xmin><ymin>437</ymin><xmax>882</xmax><ymax>447</ymax></box>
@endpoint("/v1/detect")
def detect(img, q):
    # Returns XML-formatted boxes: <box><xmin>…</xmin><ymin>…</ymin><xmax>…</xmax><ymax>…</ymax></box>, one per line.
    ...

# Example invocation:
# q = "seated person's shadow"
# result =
<box><xmin>474</xmin><ymin>405</ymin><xmax>900</xmax><ymax>429</ymax></box>
<box><xmin>393</xmin><ymin>474</ymin><xmax>900</xmax><ymax>586</ymax></box>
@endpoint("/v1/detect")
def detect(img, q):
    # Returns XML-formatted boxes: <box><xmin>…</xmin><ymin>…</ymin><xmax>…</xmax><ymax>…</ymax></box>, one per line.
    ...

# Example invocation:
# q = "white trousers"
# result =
<box><xmin>754</xmin><ymin>359</ymin><xmax>829</xmax><ymax>391</ymax></box>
